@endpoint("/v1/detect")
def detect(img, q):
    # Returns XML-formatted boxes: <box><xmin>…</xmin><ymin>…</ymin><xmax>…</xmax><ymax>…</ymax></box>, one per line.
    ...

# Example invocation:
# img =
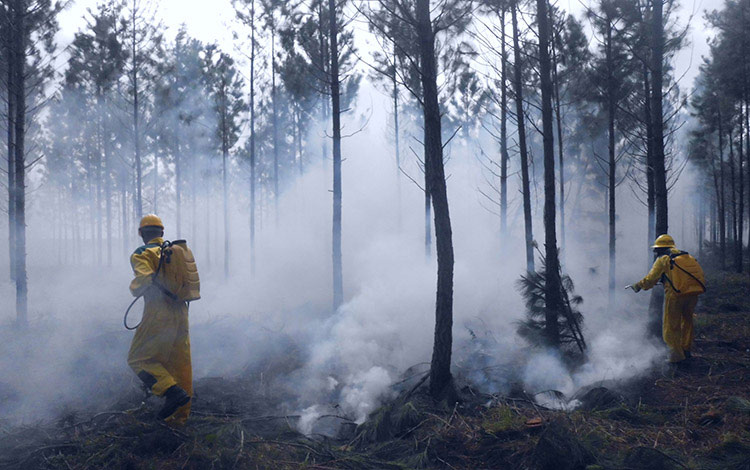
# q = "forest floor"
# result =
<box><xmin>0</xmin><ymin>271</ymin><xmax>749</xmax><ymax>470</ymax></box>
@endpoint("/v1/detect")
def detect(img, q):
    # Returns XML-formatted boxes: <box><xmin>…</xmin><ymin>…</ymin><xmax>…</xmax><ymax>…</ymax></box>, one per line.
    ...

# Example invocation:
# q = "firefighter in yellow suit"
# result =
<box><xmin>128</xmin><ymin>214</ymin><xmax>192</xmax><ymax>424</ymax></box>
<box><xmin>630</xmin><ymin>234</ymin><xmax>703</xmax><ymax>363</ymax></box>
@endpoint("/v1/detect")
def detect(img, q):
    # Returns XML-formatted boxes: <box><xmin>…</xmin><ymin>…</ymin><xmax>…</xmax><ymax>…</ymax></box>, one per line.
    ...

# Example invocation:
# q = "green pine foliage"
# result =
<box><xmin>516</xmin><ymin>260</ymin><xmax>586</xmax><ymax>354</ymax></box>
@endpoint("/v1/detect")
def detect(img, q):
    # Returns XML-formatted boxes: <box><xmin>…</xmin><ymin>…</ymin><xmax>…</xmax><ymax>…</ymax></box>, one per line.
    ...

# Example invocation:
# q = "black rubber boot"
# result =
<box><xmin>158</xmin><ymin>385</ymin><xmax>191</xmax><ymax>420</ymax></box>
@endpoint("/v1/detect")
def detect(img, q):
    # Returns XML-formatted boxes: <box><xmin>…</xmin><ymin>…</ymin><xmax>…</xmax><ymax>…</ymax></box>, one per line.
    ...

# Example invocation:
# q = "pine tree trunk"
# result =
<box><xmin>416</xmin><ymin>0</ymin><xmax>456</xmax><ymax>400</ymax></box>
<box><xmin>132</xmin><ymin>6</ymin><xmax>143</xmax><ymax>221</ymax></box>
<box><xmin>536</xmin><ymin>0</ymin><xmax>562</xmax><ymax>348</ymax></box>
<box><xmin>393</xmin><ymin>41</ymin><xmax>402</xmax><ymax>230</ymax></box>
<box><xmin>500</xmin><ymin>8</ymin><xmax>509</xmax><ymax>239</ymax></box>
<box><xmin>329</xmin><ymin>0</ymin><xmax>343</xmax><ymax>311</ymax></box>
<box><xmin>271</xmin><ymin>26</ymin><xmax>279</xmax><ymax>226</ymax></box>
<box><xmin>176</xmin><ymin>150</ymin><xmax>182</xmax><ymax>238</ymax></box>
<box><xmin>745</xmin><ymin>98</ymin><xmax>750</xmax><ymax>275</ymax></box>
<box><xmin>551</xmin><ymin>12</ymin><xmax>565</xmax><ymax>259</ymax></box>
<box><xmin>719</xmin><ymin>110</ymin><xmax>726</xmax><ymax>268</ymax></box>
<box><xmin>606</xmin><ymin>25</ymin><xmax>617</xmax><ymax>312</ymax></box>
<box><xmin>729</xmin><ymin>127</ymin><xmax>738</xmax><ymax>271</ymax></box>
<box><xmin>96</xmin><ymin>103</ymin><xmax>103</xmax><ymax>266</ymax></box>
<box><xmin>104</xmin><ymin>100</ymin><xmax>112</xmax><ymax>266</ymax></box>
<box><xmin>12</xmin><ymin>0</ymin><xmax>27</xmax><ymax>328</ymax></box>
<box><xmin>737</xmin><ymin>106</ymin><xmax>744</xmax><ymax>273</ymax></box>
<box><xmin>648</xmin><ymin>0</ymin><xmax>668</xmax><ymax>335</ymax></box>
<box><xmin>651</xmin><ymin>0</ymin><xmax>668</xmax><ymax>236</ymax></box>
<box><xmin>222</xmin><ymin>93</ymin><xmax>230</xmax><ymax>278</ymax></box>
<box><xmin>318</xmin><ymin>1</ymin><xmax>328</xmax><ymax>162</ymax></box>
<box><xmin>511</xmin><ymin>2</ymin><xmax>534</xmax><ymax>272</ymax></box>
<box><xmin>121</xmin><ymin>184</ymin><xmax>127</xmax><ymax>255</ymax></box>
<box><xmin>643</xmin><ymin>64</ymin><xmax>655</xmax><ymax>256</ymax></box>
<box><xmin>249</xmin><ymin>0</ymin><xmax>256</xmax><ymax>276</ymax></box>
<box><xmin>6</xmin><ymin>33</ymin><xmax>16</xmax><ymax>283</ymax></box>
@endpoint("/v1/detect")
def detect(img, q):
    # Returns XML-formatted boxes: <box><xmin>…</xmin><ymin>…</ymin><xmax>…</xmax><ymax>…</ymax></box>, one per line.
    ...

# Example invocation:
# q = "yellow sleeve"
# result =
<box><xmin>130</xmin><ymin>249</ymin><xmax>157</xmax><ymax>297</ymax></box>
<box><xmin>636</xmin><ymin>255</ymin><xmax>669</xmax><ymax>291</ymax></box>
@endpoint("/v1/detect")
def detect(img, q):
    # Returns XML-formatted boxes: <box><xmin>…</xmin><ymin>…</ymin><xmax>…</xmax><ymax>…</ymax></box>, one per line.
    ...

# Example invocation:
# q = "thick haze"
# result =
<box><xmin>0</xmin><ymin>0</ymin><xmax>719</xmax><ymax>427</ymax></box>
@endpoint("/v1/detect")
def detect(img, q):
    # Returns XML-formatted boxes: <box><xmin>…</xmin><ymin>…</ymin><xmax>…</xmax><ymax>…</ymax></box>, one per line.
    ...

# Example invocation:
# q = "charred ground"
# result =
<box><xmin>0</xmin><ymin>271</ymin><xmax>749</xmax><ymax>470</ymax></box>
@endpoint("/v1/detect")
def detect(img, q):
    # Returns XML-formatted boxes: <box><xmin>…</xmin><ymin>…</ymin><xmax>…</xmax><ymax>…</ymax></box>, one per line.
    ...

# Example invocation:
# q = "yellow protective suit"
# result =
<box><xmin>127</xmin><ymin>237</ymin><xmax>192</xmax><ymax>424</ymax></box>
<box><xmin>635</xmin><ymin>248</ymin><xmax>698</xmax><ymax>362</ymax></box>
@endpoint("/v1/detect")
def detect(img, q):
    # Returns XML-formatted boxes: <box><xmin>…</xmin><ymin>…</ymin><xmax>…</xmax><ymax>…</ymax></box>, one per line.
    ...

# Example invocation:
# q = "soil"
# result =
<box><xmin>0</xmin><ymin>271</ymin><xmax>748</xmax><ymax>469</ymax></box>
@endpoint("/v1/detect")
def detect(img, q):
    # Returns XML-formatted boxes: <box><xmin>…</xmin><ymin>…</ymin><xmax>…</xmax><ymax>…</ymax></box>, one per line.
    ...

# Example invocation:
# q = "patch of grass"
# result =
<box><xmin>481</xmin><ymin>406</ymin><xmax>523</xmax><ymax>435</ymax></box>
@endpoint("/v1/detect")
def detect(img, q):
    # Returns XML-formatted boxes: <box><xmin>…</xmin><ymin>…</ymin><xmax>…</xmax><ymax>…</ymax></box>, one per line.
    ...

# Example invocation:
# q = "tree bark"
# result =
<box><xmin>651</xmin><ymin>0</ymin><xmax>668</xmax><ymax>235</ymax></box>
<box><xmin>551</xmin><ymin>10</ymin><xmax>565</xmax><ymax>259</ymax></box>
<box><xmin>6</xmin><ymin>25</ymin><xmax>16</xmax><ymax>283</ymax></box>
<box><xmin>221</xmin><ymin>82</ymin><xmax>230</xmax><ymax>278</ymax></box>
<box><xmin>131</xmin><ymin>5</ymin><xmax>143</xmax><ymax>220</ymax></box>
<box><xmin>606</xmin><ymin>24</ymin><xmax>617</xmax><ymax>312</ymax></box>
<box><xmin>250</xmin><ymin>0</ymin><xmax>257</xmax><ymax>276</ymax></box>
<box><xmin>103</xmin><ymin>96</ymin><xmax>112</xmax><ymax>265</ymax></box>
<box><xmin>644</xmin><ymin>64</ymin><xmax>655</xmax><ymax>264</ymax></box>
<box><xmin>737</xmin><ymin>106</ymin><xmax>744</xmax><ymax>273</ymax></box>
<box><xmin>329</xmin><ymin>0</ymin><xmax>343</xmax><ymax>311</ymax></box>
<box><xmin>729</xmin><ymin>126</ymin><xmax>738</xmax><ymax>271</ymax></box>
<box><xmin>12</xmin><ymin>0</ymin><xmax>28</xmax><ymax>328</ymax></box>
<box><xmin>500</xmin><ymin>7</ymin><xmax>509</xmax><ymax>240</ymax></box>
<box><xmin>536</xmin><ymin>0</ymin><xmax>562</xmax><ymax>347</ymax></box>
<box><xmin>416</xmin><ymin>0</ymin><xmax>456</xmax><ymax>399</ymax></box>
<box><xmin>648</xmin><ymin>0</ymin><xmax>668</xmax><ymax>336</ymax></box>
<box><xmin>271</xmin><ymin>26</ymin><xmax>279</xmax><ymax>226</ymax></box>
<box><xmin>393</xmin><ymin>40</ymin><xmax>402</xmax><ymax>230</ymax></box>
<box><xmin>718</xmin><ymin>109</ymin><xmax>726</xmax><ymax>268</ymax></box>
<box><xmin>511</xmin><ymin>2</ymin><xmax>534</xmax><ymax>272</ymax></box>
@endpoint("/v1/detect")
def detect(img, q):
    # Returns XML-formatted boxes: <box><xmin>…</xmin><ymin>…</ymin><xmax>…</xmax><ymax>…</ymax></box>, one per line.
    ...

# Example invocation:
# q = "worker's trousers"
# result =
<box><xmin>663</xmin><ymin>294</ymin><xmax>698</xmax><ymax>363</ymax></box>
<box><xmin>128</xmin><ymin>295</ymin><xmax>192</xmax><ymax>424</ymax></box>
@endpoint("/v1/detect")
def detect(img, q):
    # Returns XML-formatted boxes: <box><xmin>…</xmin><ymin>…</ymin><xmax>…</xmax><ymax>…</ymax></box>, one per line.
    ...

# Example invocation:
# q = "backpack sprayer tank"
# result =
<box><xmin>156</xmin><ymin>240</ymin><xmax>201</xmax><ymax>302</ymax></box>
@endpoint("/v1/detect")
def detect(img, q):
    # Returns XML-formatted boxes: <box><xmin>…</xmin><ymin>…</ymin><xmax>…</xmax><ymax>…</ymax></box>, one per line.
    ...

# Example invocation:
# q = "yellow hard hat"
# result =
<box><xmin>651</xmin><ymin>234</ymin><xmax>675</xmax><ymax>249</ymax></box>
<box><xmin>139</xmin><ymin>214</ymin><xmax>164</xmax><ymax>230</ymax></box>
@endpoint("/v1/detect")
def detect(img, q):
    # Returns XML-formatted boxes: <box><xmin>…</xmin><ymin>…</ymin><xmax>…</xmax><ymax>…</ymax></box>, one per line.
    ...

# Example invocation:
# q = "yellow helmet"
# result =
<box><xmin>139</xmin><ymin>214</ymin><xmax>164</xmax><ymax>230</ymax></box>
<box><xmin>651</xmin><ymin>234</ymin><xmax>675</xmax><ymax>249</ymax></box>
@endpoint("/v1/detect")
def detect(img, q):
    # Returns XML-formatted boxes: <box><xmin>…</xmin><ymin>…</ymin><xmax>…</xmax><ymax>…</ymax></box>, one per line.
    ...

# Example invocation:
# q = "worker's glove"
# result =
<box><xmin>625</xmin><ymin>284</ymin><xmax>641</xmax><ymax>293</ymax></box>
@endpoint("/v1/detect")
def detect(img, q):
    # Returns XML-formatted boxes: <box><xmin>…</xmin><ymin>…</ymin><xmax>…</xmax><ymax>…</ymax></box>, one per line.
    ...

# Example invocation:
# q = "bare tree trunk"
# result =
<box><xmin>644</xmin><ymin>64</ymin><xmax>655</xmax><ymax>264</ymax></box>
<box><xmin>551</xmin><ymin>12</ymin><xmax>565</xmax><ymax>259</ymax></box>
<box><xmin>425</xmin><ymin>172</ymin><xmax>431</xmax><ymax>258</ymax></box>
<box><xmin>318</xmin><ymin>0</ymin><xmax>328</xmax><ymax>162</ymax></box>
<box><xmin>500</xmin><ymin>7</ymin><xmax>509</xmax><ymax>239</ymax></box>
<box><xmin>132</xmin><ymin>5</ymin><xmax>143</xmax><ymax>221</ymax></box>
<box><xmin>329</xmin><ymin>0</ymin><xmax>343</xmax><ymax>311</ymax></box>
<box><xmin>536</xmin><ymin>0</ymin><xmax>562</xmax><ymax>348</ymax></box>
<box><xmin>606</xmin><ymin>25</ymin><xmax>617</xmax><ymax>312</ymax></box>
<box><xmin>176</xmin><ymin>150</ymin><xmax>182</xmax><ymax>238</ymax></box>
<box><xmin>416</xmin><ymin>0</ymin><xmax>456</xmax><ymax>400</ymax></box>
<box><xmin>222</xmin><ymin>91</ymin><xmax>230</xmax><ymax>278</ymax></box>
<box><xmin>719</xmin><ymin>109</ymin><xmax>726</xmax><ymax>268</ymax></box>
<box><xmin>6</xmin><ymin>32</ymin><xmax>16</xmax><ymax>283</ymax></box>
<box><xmin>737</xmin><ymin>106</ymin><xmax>744</xmax><ymax>273</ymax></box>
<box><xmin>511</xmin><ymin>2</ymin><xmax>534</xmax><ymax>272</ymax></box>
<box><xmin>104</xmin><ymin>101</ymin><xmax>112</xmax><ymax>266</ymax></box>
<box><xmin>121</xmin><ymin>179</ymin><xmax>128</xmax><ymax>255</ymax></box>
<box><xmin>746</xmin><ymin>98</ymin><xmax>750</xmax><ymax>274</ymax></box>
<box><xmin>648</xmin><ymin>0</ymin><xmax>668</xmax><ymax>336</ymax></box>
<box><xmin>12</xmin><ymin>0</ymin><xmax>27</xmax><ymax>328</ymax></box>
<box><xmin>191</xmin><ymin>156</ymin><xmax>197</xmax><ymax>245</ymax></box>
<box><xmin>249</xmin><ymin>0</ymin><xmax>256</xmax><ymax>276</ymax></box>
<box><xmin>729</xmin><ymin>126</ymin><xmax>738</xmax><ymax>271</ymax></box>
<box><xmin>651</xmin><ymin>0</ymin><xmax>668</xmax><ymax>236</ymax></box>
<box><xmin>393</xmin><ymin>40</ymin><xmax>402</xmax><ymax>230</ymax></box>
<box><xmin>271</xmin><ymin>26</ymin><xmax>279</xmax><ymax>226</ymax></box>
<box><xmin>294</xmin><ymin>105</ymin><xmax>302</xmax><ymax>175</ymax></box>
